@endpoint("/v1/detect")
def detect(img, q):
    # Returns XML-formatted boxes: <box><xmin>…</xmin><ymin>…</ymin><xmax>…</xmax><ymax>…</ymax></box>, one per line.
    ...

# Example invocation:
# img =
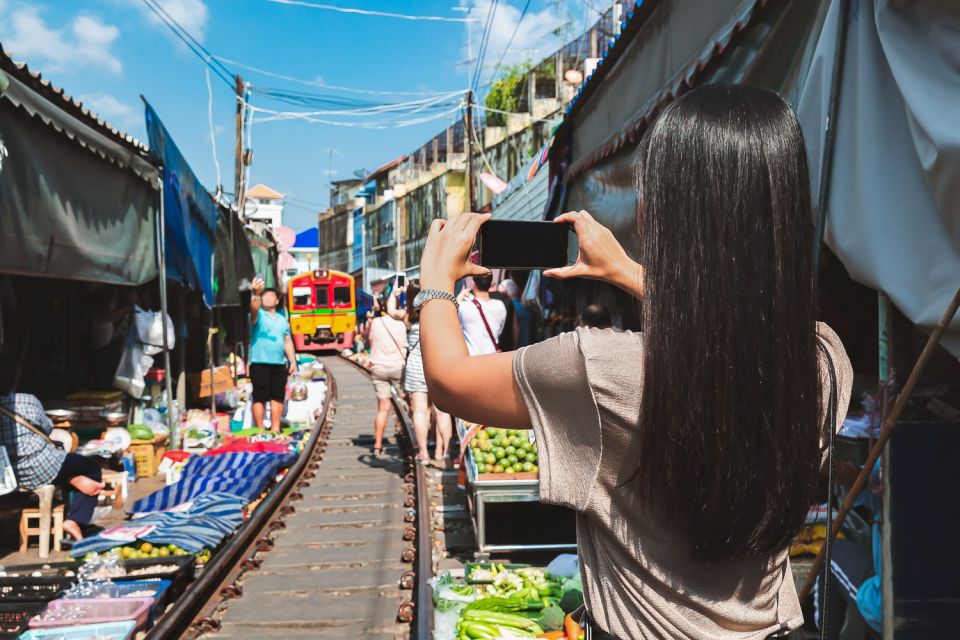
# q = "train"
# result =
<box><xmin>287</xmin><ymin>269</ymin><xmax>356</xmax><ymax>351</ymax></box>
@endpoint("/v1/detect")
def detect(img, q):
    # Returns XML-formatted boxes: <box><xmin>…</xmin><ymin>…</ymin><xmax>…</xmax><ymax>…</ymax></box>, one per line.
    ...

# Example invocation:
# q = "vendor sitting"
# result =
<box><xmin>0</xmin><ymin>346</ymin><xmax>104</xmax><ymax>542</ymax></box>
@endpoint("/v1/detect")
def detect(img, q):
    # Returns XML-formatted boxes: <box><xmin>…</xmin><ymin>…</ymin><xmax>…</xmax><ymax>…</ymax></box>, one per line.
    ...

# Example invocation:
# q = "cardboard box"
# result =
<box><xmin>190</xmin><ymin>365</ymin><xmax>236</xmax><ymax>398</ymax></box>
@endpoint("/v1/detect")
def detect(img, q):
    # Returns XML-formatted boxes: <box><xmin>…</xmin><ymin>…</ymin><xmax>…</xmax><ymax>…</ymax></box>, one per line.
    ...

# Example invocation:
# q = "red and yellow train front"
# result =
<box><xmin>287</xmin><ymin>270</ymin><xmax>356</xmax><ymax>351</ymax></box>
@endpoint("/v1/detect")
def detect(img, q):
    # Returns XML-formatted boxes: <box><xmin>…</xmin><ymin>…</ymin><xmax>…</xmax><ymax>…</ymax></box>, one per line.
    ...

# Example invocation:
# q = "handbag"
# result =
<box><xmin>471</xmin><ymin>299</ymin><xmax>502</xmax><ymax>353</ymax></box>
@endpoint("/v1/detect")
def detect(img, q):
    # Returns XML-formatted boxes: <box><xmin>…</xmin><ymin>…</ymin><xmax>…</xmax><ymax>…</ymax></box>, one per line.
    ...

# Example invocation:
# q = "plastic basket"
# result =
<box><xmin>65</xmin><ymin>580</ymin><xmax>171</xmax><ymax>626</ymax></box>
<box><xmin>19</xmin><ymin>620</ymin><xmax>136</xmax><ymax>640</ymax></box>
<box><xmin>113</xmin><ymin>557</ymin><xmax>195</xmax><ymax>600</ymax></box>
<box><xmin>0</xmin><ymin>563</ymin><xmax>78</xmax><ymax>603</ymax></box>
<box><xmin>29</xmin><ymin>598</ymin><xmax>152</xmax><ymax>630</ymax></box>
<box><xmin>0</xmin><ymin>601</ymin><xmax>46</xmax><ymax>639</ymax></box>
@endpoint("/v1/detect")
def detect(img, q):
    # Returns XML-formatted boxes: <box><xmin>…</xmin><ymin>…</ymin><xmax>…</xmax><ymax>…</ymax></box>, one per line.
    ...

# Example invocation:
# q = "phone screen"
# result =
<box><xmin>478</xmin><ymin>220</ymin><xmax>570</xmax><ymax>269</ymax></box>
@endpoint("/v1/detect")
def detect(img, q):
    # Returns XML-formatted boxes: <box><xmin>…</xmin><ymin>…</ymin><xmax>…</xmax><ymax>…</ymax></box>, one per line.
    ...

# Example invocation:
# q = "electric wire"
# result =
<box><xmin>471</xmin><ymin>0</ymin><xmax>501</xmax><ymax>92</ymax></box>
<box><xmin>486</xmin><ymin>0</ymin><xmax>533</xmax><ymax>85</ymax></box>
<box><xmin>139</xmin><ymin>0</ymin><xmax>235</xmax><ymax>88</ymax></box>
<box><xmin>204</xmin><ymin>67</ymin><xmax>224</xmax><ymax>197</ymax></box>
<box><xmin>215</xmin><ymin>55</ymin><xmax>463</xmax><ymax>97</ymax></box>
<box><xmin>266</xmin><ymin>0</ymin><xmax>479</xmax><ymax>22</ymax></box>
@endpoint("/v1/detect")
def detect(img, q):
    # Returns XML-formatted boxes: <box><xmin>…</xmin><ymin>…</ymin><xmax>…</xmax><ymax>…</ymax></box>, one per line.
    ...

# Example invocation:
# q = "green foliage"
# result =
<box><xmin>484</xmin><ymin>63</ymin><xmax>529</xmax><ymax>127</ymax></box>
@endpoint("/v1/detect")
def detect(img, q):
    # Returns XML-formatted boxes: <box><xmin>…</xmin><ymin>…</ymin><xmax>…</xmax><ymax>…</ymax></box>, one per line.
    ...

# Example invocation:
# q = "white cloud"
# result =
<box><xmin>80</xmin><ymin>92</ymin><xmax>141</xmax><ymax>128</ymax></box>
<box><xmin>131</xmin><ymin>0</ymin><xmax>209</xmax><ymax>43</ymax></box>
<box><xmin>0</xmin><ymin>4</ymin><xmax>122</xmax><ymax>73</ymax></box>
<box><xmin>465</xmin><ymin>0</ymin><xmax>568</xmax><ymax>84</ymax></box>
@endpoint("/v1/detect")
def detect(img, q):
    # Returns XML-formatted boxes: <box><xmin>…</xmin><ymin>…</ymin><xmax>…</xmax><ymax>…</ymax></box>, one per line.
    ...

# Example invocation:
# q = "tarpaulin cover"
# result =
<box><xmin>145</xmin><ymin>101</ymin><xmax>218</xmax><ymax>307</ymax></box>
<box><xmin>131</xmin><ymin>451</ymin><xmax>295</xmax><ymax>513</ymax></box>
<box><xmin>215</xmin><ymin>210</ymin><xmax>255</xmax><ymax>307</ymax></box>
<box><xmin>562</xmin><ymin>0</ymin><xmax>828</xmax><ymax>260</ymax></box>
<box><xmin>0</xmin><ymin>69</ymin><xmax>159</xmax><ymax>284</ymax></box>
<box><xmin>797</xmin><ymin>0</ymin><xmax>960</xmax><ymax>355</ymax></box>
<box><xmin>247</xmin><ymin>227</ymin><xmax>277</xmax><ymax>288</ymax></box>
<box><xmin>71</xmin><ymin>492</ymin><xmax>246</xmax><ymax>555</ymax></box>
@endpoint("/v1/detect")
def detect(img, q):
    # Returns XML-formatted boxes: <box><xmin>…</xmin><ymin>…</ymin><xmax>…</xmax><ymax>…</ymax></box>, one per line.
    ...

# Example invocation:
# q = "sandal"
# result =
<box><xmin>414</xmin><ymin>453</ymin><xmax>430</xmax><ymax>465</ymax></box>
<box><xmin>372</xmin><ymin>447</ymin><xmax>383</xmax><ymax>458</ymax></box>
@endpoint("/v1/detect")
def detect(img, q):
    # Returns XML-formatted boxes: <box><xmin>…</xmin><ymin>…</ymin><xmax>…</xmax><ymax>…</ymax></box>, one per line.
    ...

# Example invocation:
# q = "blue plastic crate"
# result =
<box><xmin>18</xmin><ymin>620</ymin><xmax>136</xmax><ymax>640</ymax></box>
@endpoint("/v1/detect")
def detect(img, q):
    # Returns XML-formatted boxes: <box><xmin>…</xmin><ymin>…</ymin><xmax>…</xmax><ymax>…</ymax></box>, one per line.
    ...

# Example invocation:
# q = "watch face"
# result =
<box><xmin>413</xmin><ymin>290</ymin><xmax>428</xmax><ymax>309</ymax></box>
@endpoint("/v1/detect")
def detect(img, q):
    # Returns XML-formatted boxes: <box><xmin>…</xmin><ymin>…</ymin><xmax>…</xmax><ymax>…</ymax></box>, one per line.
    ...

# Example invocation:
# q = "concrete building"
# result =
<box><xmin>244</xmin><ymin>183</ymin><xmax>285</xmax><ymax>230</ymax></box>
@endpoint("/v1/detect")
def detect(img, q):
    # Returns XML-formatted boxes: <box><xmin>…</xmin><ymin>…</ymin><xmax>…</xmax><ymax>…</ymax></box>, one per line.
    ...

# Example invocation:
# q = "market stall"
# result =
<box><xmin>458</xmin><ymin>420</ymin><xmax>576</xmax><ymax>558</ymax></box>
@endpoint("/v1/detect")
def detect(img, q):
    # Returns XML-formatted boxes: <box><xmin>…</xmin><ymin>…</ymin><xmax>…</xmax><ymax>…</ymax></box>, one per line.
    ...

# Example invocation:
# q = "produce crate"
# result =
<box><xmin>464</xmin><ymin>562</ymin><xmax>531</xmax><ymax>584</ymax></box>
<box><xmin>19</xmin><ymin>620</ymin><xmax>136</xmax><ymax>640</ymax></box>
<box><xmin>66</xmin><ymin>580</ymin><xmax>171</xmax><ymax>626</ymax></box>
<box><xmin>0</xmin><ymin>601</ymin><xmax>46</xmax><ymax>639</ymax></box>
<box><xmin>29</xmin><ymin>598</ymin><xmax>152</xmax><ymax>631</ymax></box>
<box><xmin>114</xmin><ymin>557</ymin><xmax>195</xmax><ymax>600</ymax></box>
<box><xmin>0</xmin><ymin>563</ymin><xmax>78</xmax><ymax>603</ymax></box>
<box><xmin>129</xmin><ymin>435</ymin><xmax>168</xmax><ymax>478</ymax></box>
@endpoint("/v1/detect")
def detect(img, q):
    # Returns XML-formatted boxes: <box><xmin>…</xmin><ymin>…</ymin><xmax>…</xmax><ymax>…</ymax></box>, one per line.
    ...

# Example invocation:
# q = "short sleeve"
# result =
<box><xmin>513</xmin><ymin>331</ymin><xmax>602</xmax><ymax>511</ymax></box>
<box><xmin>816</xmin><ymin>322</ymin><xmax>854</xmax><ymax>460</ymax></box>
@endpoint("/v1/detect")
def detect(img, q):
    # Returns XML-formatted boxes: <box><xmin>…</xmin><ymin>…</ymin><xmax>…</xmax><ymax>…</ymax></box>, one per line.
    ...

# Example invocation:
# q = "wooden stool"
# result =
<box><xmin>19</xmin><ymin>503</ymin><xmax>64</xmax><ymax>556</ymax></box>
<box><xmin>100</xmin><ymin>469</ymin><xmax>128</xmax><ymax>510</ymax></box>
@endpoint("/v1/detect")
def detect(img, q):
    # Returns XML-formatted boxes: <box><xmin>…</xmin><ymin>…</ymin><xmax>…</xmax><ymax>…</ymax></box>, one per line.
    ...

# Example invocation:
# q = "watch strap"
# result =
<box><xmin>416</xmin><ymin>289</ymin><xmax>459</xmax><ymax>311</ymax></box>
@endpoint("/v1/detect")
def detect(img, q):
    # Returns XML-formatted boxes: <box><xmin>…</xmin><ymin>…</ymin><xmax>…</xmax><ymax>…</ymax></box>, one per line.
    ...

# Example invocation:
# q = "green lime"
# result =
<box><xmin>507</xmin><ymin>454</ymin><xmax>518</xmax><ymax>466</ymax></box>
<box><xmin>492</xmin><ymin>464</ymin><xmax>504</xmax><ymax>473</ymax></box>
<box><xmin>504</xmin><ymin>466</ymin><xmax>515</xmax><ymax>474</ymax></box>
<box><xmin>522</xmin><ymin>461</ymin><xmax>534</xmax><ymax>472</ymax></box>
<box><xmin>515</xmin><ymin>450</ymin><xmax>527</xmax><ymax>461</ymax></box>
<box><xmin>485</xmin><ymin>454</ymin><xmax>496</xmax><ymax>465</ymax></box>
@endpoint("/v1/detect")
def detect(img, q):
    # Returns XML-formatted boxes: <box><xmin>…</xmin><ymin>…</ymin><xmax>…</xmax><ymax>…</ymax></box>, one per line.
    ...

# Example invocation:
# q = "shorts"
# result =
<box><xmin>250</xmin><ymin>363</ymin><xmax>287</xmax><ymax>403</ymax></box>
<box><xmin>370</xmin><ymin>364</ymin><xmax>403</xmax><ymax>400</ymax></box>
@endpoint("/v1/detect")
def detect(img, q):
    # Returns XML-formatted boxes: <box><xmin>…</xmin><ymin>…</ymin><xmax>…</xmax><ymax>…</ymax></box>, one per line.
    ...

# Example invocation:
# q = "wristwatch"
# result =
<box><xmin>413</xmin><ymin>288</ymin><xmax>458</xmax><ymax>312</ymax></box>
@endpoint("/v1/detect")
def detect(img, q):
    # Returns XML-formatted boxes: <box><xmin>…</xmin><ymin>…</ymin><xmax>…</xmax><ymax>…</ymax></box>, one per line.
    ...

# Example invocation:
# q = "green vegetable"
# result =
<box><xmin>465</xmin><ymin>597</ymin><xmax>544</xmax><ymax>613</ymax></box>
<box><xmin>127</xmin><ymin>424</ymin><xmax>154</xmax><ymax>440</ymax></box>
<box><xmin>464</xmin><ymin>622</ymin><xmax>502</xmax><ymax>639</ymax></box>
<box><xmin>462</xmin><ymin>610</ymin><xmax>544</xmax><ymax>635</ymax></box>
<box><xmin>535</xmin><ymin>606</ymin><xmax>566</xmax><ymax>632</ymax></box>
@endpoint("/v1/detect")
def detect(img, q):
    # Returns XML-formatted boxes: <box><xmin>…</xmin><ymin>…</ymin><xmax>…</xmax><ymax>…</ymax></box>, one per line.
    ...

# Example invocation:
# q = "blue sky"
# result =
<box><xmin>0</xmin><ymin>0</ymin><xmax>589</xmax><ymax>231</ymax></box>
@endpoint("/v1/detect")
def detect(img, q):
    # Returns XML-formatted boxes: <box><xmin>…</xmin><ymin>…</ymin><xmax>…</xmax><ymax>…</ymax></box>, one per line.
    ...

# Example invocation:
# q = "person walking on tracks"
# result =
<box><xmin>417</xmin><ymin>84</ymin><xmax>853</xmax><ymax>639</ymax></box>
<box><xmin>367</xmin><ymin>291</ymin><xmax>407</xmax><ymax>457</ymax></box>
<box><xmin>250</xmin><ymin>277</ymin><xmax>297</xmax><ymax>432</ymax></box>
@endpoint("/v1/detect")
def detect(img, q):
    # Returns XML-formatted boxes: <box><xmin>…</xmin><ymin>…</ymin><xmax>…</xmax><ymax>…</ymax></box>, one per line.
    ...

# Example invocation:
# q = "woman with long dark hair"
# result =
<box><xmin>416</xmin><ymin>84</ymin><xmax>852</xmax><ymax>638</ymax></box>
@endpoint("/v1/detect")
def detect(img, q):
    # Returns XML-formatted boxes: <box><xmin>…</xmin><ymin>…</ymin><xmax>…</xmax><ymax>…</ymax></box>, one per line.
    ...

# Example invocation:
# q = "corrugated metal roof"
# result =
<box><xmin>0</xmin><ymin>44</ymin><xmax>150</xmax><ymax>154</ymax></box>
<box><xmin>490</xmin><ymin>166</ymin><xmax>550</xmax><ymax>222</ymax></box>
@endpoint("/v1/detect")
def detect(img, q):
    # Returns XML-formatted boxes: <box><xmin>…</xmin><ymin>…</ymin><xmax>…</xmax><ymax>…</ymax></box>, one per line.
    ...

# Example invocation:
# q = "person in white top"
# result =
<box><xmin>457</xmin><ymin>274</ymin><xmax>507</xmax><ymax>356</ymax></box>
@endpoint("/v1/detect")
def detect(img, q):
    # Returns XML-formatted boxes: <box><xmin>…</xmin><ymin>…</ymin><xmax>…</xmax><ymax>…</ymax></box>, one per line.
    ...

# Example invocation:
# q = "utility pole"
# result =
<box><xmin>234</xmin><ymin>75</ymin><xmax>245</xmax><ymax>214</ymax></box>
<box><xmin>465</xmin><ymin>89</ymin><xmax>475</xmax><ymax>211</ymax></box>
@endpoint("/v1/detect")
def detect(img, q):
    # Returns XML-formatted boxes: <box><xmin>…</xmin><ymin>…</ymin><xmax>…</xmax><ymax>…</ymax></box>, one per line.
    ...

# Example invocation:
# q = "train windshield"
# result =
<box><xmin>333</xmin><ymin>286</ymin><xmax>351</xmax><ymax>307</ymax></box>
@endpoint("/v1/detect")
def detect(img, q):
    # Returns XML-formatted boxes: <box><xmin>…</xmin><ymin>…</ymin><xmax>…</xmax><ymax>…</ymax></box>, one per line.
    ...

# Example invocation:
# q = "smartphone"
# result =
<box><xmin>477</xmin><ymin>220</ymin><xmax>570</xmax><ymax>269</ymax></box>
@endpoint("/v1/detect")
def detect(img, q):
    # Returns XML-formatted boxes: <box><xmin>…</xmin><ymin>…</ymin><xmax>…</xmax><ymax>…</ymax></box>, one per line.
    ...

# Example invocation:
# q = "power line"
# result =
<box><xmin>139</xmin><ymin>0</ymin><xmax>234</xmax><ymax>87</ymax></box>
<box><xmin>215</xmin><ymin>55</ymin><xmax>463</xmax><ymax>97</ymax></box>
<box><xmin>487</xmin><ymin>0</ymin><xmax>532</xmax><ymax>85</ymax></box>
<box><xmin>471</xmin><ymin>0</ymin><xmax>500</xmax><ymax>92</ymax></box>
<box><xmin>266</xmin><ymin>0</ymin><xmax>480</xmax><ymax>22</ymax></box>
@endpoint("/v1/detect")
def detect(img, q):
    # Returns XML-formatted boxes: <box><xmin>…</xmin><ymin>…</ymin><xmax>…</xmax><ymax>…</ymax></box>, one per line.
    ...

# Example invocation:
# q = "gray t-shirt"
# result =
<box><xmin>513</xmin><ymin>323</ymin><xmax>852</xmax><ymax>639</ymax></box>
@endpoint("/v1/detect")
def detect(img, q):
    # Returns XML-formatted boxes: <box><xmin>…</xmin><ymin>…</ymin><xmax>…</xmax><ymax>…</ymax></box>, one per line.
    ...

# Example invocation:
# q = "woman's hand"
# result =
<box><xmin>544</xmin><ymin>210</ymin><xmax>645</xmax><ymax>299</ymax></box>
<box><xmin>419</xmin><ymin>212</ymin><xmax>491</xmax><ymax>292</ymax></box>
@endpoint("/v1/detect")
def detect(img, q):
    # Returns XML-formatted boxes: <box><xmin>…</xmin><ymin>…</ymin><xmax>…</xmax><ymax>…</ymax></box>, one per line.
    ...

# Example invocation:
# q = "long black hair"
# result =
<box><xmin>634</xmin><ymin>84</ymin><xmax>820</xmax><ymax>562</ymax></box>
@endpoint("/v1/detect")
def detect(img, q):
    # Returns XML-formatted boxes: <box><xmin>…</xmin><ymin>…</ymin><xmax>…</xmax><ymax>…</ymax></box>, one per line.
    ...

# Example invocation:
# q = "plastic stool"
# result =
<box><xmin>19</xmin><ymin>502</ymin><xmax>64</xmax><ymax>556</ymax></box>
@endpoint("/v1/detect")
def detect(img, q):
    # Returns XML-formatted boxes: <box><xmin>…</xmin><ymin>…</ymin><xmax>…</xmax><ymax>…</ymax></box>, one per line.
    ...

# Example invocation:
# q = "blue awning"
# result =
<box><xmin>145</xmin><ymin>101</ymin><xmax>218</xmax><ymax>307</ymax></box>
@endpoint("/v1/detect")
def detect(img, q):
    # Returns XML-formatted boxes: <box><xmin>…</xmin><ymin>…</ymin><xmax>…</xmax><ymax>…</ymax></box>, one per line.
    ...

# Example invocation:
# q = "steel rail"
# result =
<box><xmin>146</xmin><ymin>370</ymin><xmax>337</xmax><ymax>639</ymax></box>
<box><xmin>340</xmin><ymin>355</ymin><xmax>435</xmax><ymax>639</ymax></box>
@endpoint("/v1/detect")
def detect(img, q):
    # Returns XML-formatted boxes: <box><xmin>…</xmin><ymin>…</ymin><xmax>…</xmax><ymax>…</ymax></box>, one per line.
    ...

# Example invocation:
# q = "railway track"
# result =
<box><xmin>145</xmin><ymin>356</ymin><xmax>434</xmax><ymax>639</ymax></box>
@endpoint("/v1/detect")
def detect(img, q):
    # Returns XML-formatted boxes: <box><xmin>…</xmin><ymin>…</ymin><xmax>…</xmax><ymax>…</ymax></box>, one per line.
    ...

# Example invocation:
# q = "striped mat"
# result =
<box><xmin>131</xmin><ymin>451</ymin><xmax>296</xmax><ymax>514</ymax></box>
<box><xmin>72</xmin><ymin>492</ymin><xmax>247</xmax><ymax>555</ymax></box>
